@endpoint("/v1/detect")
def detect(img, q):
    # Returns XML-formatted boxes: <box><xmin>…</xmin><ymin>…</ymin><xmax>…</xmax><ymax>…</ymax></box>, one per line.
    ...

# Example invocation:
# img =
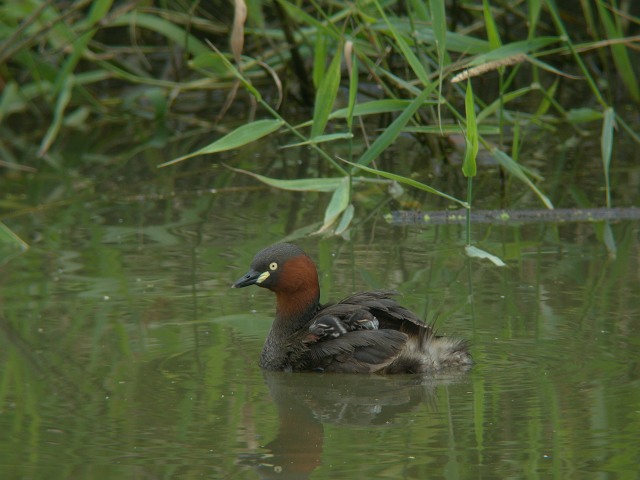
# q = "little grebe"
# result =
<box><xmin>232</xmin><ymin>243</ymin><xmax>472</xmax><ymax>373</ymax></box>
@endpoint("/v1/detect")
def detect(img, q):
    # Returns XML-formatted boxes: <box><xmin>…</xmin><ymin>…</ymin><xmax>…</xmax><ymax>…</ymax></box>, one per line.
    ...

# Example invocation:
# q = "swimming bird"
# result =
<box><xmin>232</xmin><ymin>243</ymin><xmax>472</xmax><ymax>373</ymax></box>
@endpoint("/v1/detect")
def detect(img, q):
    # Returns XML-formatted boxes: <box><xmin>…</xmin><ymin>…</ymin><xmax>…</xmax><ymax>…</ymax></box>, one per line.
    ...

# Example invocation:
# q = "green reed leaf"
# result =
<box><xmin>330</xmin><ymin>100</ymin><xmax>427</xmax><ymax>119</ymax></box>
<box><xmin>468</xmin><ymin>37</ymin><xmax>559</xmax><ymax>67</ymax></box>
<box><xmin>228</xmin><ymin>167</ymin><xmax>344</xmax><ymax>192</ymax></box>
<box><xmin>311</xmin><ymin>48</ymin><xmax>342</xmax><ymax>138</ymax></box>
<box><xmin>322</xmin><ymin>177</ymin><xmax>350</xmax><ymax>227</ymax></box>
<box><xmin>111</xmin><ymin>12</ymin><xmax>209</xmax><ymax>57</ymax></box>
<box><xmin>313</xmin><ymin>33</ymin><xmax>328</xmax><ymax>90</ymax></box>
<box><xmin>334</xmin><ymin>204</ymin><xmax>355</xmax><ymax>236</ymax></box>
<box><xmin>281</xmin><ymin>133</ymin><xmax>353</xmax><ymax>148</ymax></box>
<box><xmin>375</xmin><ymin>1</ymin><xmax>430</xmax><ymax>86</ymax></box>
<box><xmin>345</xmin><ymin>42</ymin><xmax>358</xmax><ymax>131</ymax></box>
<box><xmin>490</xmin><ymin>148</ymin><xmax>553</xmax><ymax>209</ymax></box>
<box><xmin>431</xmin><ymin>0</ymin><xmax>447</xmax><ymax>62</ymax></box>
<box><xmin>594</xmin><ymin>3</ymin><xmax>639</xmax><ymax>102</ymax></box>
<box><xmin>463</xmin><ymin>79</ymin><xmax>478</xmax><ymax>178</ymax></box>
<box><xmin>601</xmin><ymin>107</ymin><xmax>615</xmax><ymax>207</ymax></box>
<box><xmin>356</xmin><ymin>86</ymin><xmax>435</xmax><ymax>167</ymax></box>
<box><xmin>38</xmin><ymin>74</ymin><xmax>73</xmax><ymax>158</ymax></box>
<box><xmin>341</xmin><ymin>159</ymin><xmax>468</xmax><ymax>208</ymax></box>
<box><xmin>158</xmin><ymin>119</ymin><xmax>283</xmax><ymax>167</ymax></box>
<box><xmin>482</xmin><ymin>0</ymin><xmax>502</xmax><ymax>49</ymax></box>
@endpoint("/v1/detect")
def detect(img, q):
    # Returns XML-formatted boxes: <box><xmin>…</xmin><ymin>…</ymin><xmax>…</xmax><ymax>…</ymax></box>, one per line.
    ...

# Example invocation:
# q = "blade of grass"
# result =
<box><xmin>431</xmin><ymin>0</ymin><xmax>446</xmax><ymax>130</ymax></box>
<box><xmin>463</xmin><ymin>79</ymin><xmax>478</xmax><ymax>178</ymax></box>
<box><xmin>110</xmin><ymin>12</ymin><xmax>210</xmax><ymax>57</ymax></box>
<box><xmin>312</xmin><ymin>32</ymin><xmax>328</xmax><ymax>89</ymax></box>
<box><xmin>356</xmin><ymin>85</ymin><xmax>436</xmax><ymax>167</ymax></box>
<box><xmin>374</xmin><ymin>0</ymin><xmax>430</xmax><ymax>86</ymax></box>
<box><xmin>463</xmin><ymin>83</ymin><xmax>478</xmax><ymax>249</ymax></box>
<box><xmin>404</xmin><ymin>125</ymin><xmax>500</xmax><ymax>135</ymax></box>
<box><xmin>545</xmin><ymin>0</ymin><xmax>606</xmax><ymax>107</ymax></box>
<box><xmin>340</xmin><ymin>158</ymin><xmax>468</xmax><ymax>207</ymax></box>
<box><xmin>482</xmin><ymin>0</ymin><xmax>502</xmax><ymax>49</ymax></box>
<box><xmin>158</xmin><ymin>119</ymin><xmax>283</xmax><ymax>167</ymax></box>
<box><xmin>0</xmin><ymin>222</ymin><xmax>29</xmax><ymax>251</ymax></box>
<box><xmin>227</xmin><ymin>166</ymin><xmax>345</xmax><ymax>192</ymax></box>
<box><xmin>311</xmin><ymin>47</ymin><xmax>342</xmax><ymax>138</ymax></box>
<box><xmin>320</xmin><ymin>177</ymin><xmax>350</xmax><ymax>231</ymax></box>
<box><xmin>489</xmin><ymin>148</ymin><xmax>553</xmax><ymax>209</ymax></box>
<box><xmin>601</xmin><ymin>107</ymin><xmax>615</xmax><ymax>208</ymax></box>
<box><xmin>281</xmin><ymin>132</ymin><xmax>353</xmax><ymax>148</ymax></box>
<box><xmin>467</xmin><ymin>37</ymin><xmax>559</xmax><ymax>67</ymax></box>
<box><xmin>334</xmin><ymin>204</ymin><xmax>355</xmax><ymax>236</ymax></box>
<box><xmin>330</xmin><ymin>99</ymin><xmax>435</xmax><ymax>119</ymax></box>
<box><xmin>37</xmin><ymin>74</ymin><xmax>73</xmax><ymax>158</ymax></box>
<box><xmin>594</xmin><ymin>2</ymin><xmax>639</xmax><ymax>102</ymax></box>
<box><xmin>463</xmin><ymin>79</ymin><xmax>478</xmax><ymax>246</ymax></box>
<box><xmin>53</xmin><ymin>0</ymin><xmax>113</xmax><ymax>96</ymax></box>
<box><xmin>345</xmin><ymin>40</ymin><xmax>358</xmax><ymax>132</ymax></box>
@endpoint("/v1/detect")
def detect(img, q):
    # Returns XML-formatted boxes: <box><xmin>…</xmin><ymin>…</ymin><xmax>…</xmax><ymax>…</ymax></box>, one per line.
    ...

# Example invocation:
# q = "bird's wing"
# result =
<box><xmin>304</xmin><ymin>329</ymin><xmax>409</xmax><ymax>373</ymax></box>
<box><xmin>321</xmin><ymin>290</ymin><xmax>428</xmax><ymax>330</ymax></box>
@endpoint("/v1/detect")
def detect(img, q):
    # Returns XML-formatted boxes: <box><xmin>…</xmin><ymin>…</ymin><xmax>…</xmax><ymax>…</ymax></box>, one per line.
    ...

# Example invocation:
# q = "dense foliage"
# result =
<box><xmin>1</xmin><ymin>1</ymin><xmax>638</xmax><ymax>244</ymax></box>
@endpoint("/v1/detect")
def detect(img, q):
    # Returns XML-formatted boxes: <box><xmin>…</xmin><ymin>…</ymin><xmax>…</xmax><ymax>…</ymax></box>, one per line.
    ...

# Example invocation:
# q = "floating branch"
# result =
<box><xmin>386</xmin><ymin>208</ymin><xmax>640</xmax><ymax>225</ymax></box>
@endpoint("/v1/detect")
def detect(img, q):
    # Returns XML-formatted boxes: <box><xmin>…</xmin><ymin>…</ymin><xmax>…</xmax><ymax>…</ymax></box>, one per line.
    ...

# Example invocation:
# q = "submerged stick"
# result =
<box><xmin>386</xmin><ymin>208</ymin><xmax>640</xmax><ymax>225</ymax></box>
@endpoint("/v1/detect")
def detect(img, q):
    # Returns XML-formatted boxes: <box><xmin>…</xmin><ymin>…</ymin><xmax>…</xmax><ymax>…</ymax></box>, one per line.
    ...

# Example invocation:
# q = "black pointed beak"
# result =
<box><xmin>232</xmin><ymin>269</ymin><xmax>261</xmax><ymax>288</ymax></box>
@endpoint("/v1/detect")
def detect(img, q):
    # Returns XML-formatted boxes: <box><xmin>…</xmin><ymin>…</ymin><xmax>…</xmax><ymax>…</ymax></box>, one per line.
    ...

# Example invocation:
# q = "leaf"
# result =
<box><xmin>482</xmin><ymin>0</ymin><xmax>502</xmax><ymax>49</ymax></box>
<box><xmin>159</xmin><ymin>119</ymin><xmax>283</xmax><ymax>167</ymax></box>
<box><xmin>490</xmin><ymin>148</ymin><xmax>554</xmax><ymax>209</ymax></box>
<box><xmin>313</xmin><ymin>33</ymin><xmax>328</xmax><ymax>89</ymax></box>
<box><xmin>431</xmin><ymin>0</ymin><xmax>447</xmax><ymax>61</ymax></box>
<box><xmin>0</xmin><ymin>221</ymin><xmax>29</xmax><ymax>266</ymax></box>
<box><xmin>322</xmin><ymin>177</ymin><xmax>350</xmax><ymax>227</ymax></box>
<box><xmin>375</xmin><ymin>1</ymin><xmax>430</xmax><ymax>86</ymax></box>
<box><xmin>341</xmin><ymin>158</ymin><xmax>468</xmax><ymax>207</ymax></box>
<box><xmin>0</xmin><ymin>222</ymin><xmax>29</xmax><ymax>251</ymax></box>
<box><xmin>595</xmin><ymin>2</ymin><xmax>639</xmax><ymax>101</ymax></box>
<box><xmin>311</xmin><ymin>48</ymin><xmax>342</xmax><ymax>138</ymax></box>
<box><xmin>345</xmin><ymin>41</ymin><xmax>358</xmax><ymax>130</ymax></box>
<box><xmin>603</xmin><ymin>222</ymin><xmax>616</xmax><ymax>259</ymax></box>
<box><xmin>281</xmin><ymin>133</ymin><xmax>353</xmax><ymax>148</ymax></box>
<box><xmin>404</xmin><ymin>125</ymin><xmax>500</xmax><ymax>135</ymax></box>
<box><xmin>467</xmin><ymin>37</ymin><xmax>559</xmax><ymax>67</ymax></box>
<box><xmin>528</xmin><ymin>0</ymin><xmax>542</xmax><ymax>34</ymax></box>
<box><xmin>463</xmin><ymin>79</ymin><xmax>478</xmax><ymax>178</ymax></box>
<box><xmin>373</xmin><ymin>21</ymin><xmax>490</xmax><ymax>54</ymax></box>
<box><xmin>465</xmin><ymin>245</ymin><xmax>506</xmax><ymax>267</ymax></box>
<box><xmin>356</xmin><ymin>86</ymin><xmax>436</xmax><ymax>167</ymax></box>
<box><xmin>334</xmin><ymin>204</ymin><xmax>355</xmax><ymax>236</ymax></box>
<box><xmin>567</xmin><ymin>107</ymin><xmax>603</xmax><ymax>123</ymax></box>
<box><xmin>228</xmin><ymin>167</ymin><xmax>345</xmax><ymax>192</ymax></box>
<box><xmin>38</xmin><ymin>74</ymin><xmax>73</xmax><ymax>158</ymax></box>
<box><xmin>330</xmin><ymin>99</ymin><xmax>420</xmax><ymax>119</ymax></box>
<box><xmin>111</xmin><ymin>12</ymin><xmax>209</xmax><ymax>57</ymax></box>
<box><xmin>601</xmin><ymin>107</ymin><xmax>615</xmax><ymax>207</ymax></box>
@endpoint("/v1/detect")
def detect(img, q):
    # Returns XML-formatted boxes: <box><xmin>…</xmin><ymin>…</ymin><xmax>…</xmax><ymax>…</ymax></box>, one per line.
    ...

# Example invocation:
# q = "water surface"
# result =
<box><xmin>1</xmin><ymin>139</ymin><xmax>639</xmax><ymax>479</ymax></box>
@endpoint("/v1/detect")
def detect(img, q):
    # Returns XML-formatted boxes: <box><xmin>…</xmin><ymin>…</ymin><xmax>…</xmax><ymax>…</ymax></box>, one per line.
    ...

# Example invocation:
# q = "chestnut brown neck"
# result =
<box><xmin>272</xmin><ymin>255</ymin><xmax>321</xmax><ymax>331</ymax></box>
<box><xmin>260</xmin><ymin>254</ymin><xmax>321</xmax><ymax>370</ymax></box>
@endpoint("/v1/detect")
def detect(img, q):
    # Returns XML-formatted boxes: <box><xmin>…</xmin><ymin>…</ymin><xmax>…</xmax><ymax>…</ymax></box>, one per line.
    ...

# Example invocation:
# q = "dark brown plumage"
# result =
<box><xmin>232</xmin><ymin>243</ymin><xmax>472</xmax><ymax>373</ymax></box>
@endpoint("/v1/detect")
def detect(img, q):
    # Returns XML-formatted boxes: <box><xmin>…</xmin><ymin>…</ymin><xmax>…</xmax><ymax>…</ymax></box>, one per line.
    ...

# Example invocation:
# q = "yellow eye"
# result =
<box><xmin>269</xmin><ymin>262</ymin><xmax>278</xmax><ymax>271</ymax></box>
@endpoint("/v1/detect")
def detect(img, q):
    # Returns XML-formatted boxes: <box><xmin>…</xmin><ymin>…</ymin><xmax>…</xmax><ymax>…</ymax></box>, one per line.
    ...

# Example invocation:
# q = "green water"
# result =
<box><xmin>1</xmin><ymin>136</ymin><xmax>640</xmax><ymax>478</ymax></box>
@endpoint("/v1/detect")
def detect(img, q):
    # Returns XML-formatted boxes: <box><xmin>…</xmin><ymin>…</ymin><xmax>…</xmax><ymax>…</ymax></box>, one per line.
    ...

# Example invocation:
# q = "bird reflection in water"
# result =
<box><xmin>237</xmin><ymin>370</ymin><xmax>470</xmax><ymax>478</ymax></box>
